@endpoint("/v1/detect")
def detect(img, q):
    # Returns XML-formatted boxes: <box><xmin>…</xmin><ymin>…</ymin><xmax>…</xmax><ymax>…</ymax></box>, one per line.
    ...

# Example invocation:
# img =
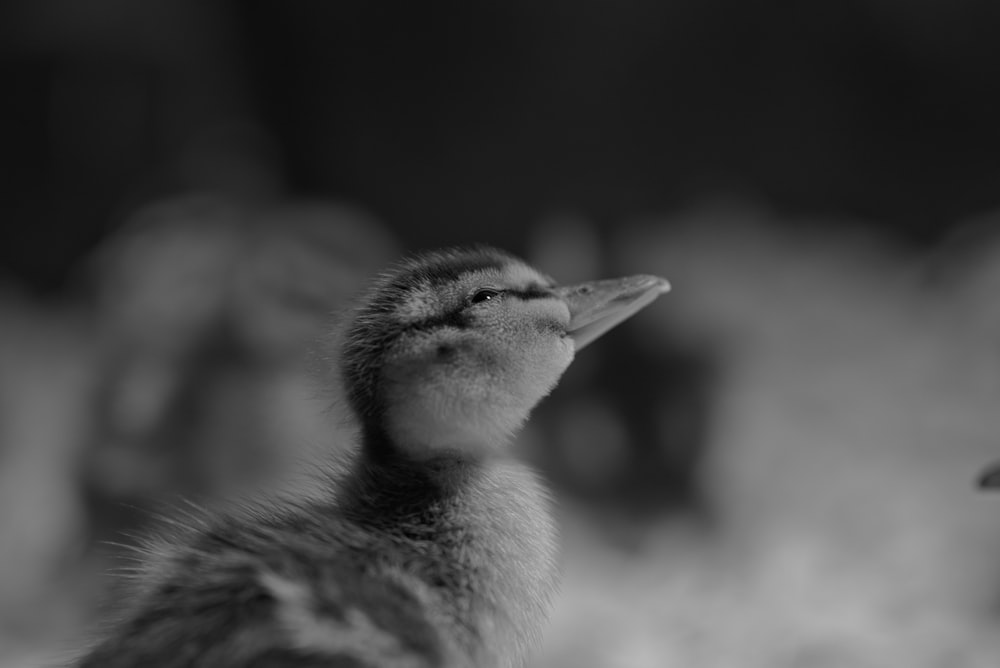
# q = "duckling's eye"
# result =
<box><xmin>470</xmin><ymin>288</ymin><xmax>502</xmax><ymax>304</ymax></box>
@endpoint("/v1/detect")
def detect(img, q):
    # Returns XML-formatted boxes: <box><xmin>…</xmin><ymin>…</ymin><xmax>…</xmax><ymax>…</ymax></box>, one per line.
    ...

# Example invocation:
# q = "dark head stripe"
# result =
<box><xmin>402</xmin><ymin>306</ymin><xmax>471</xmax><ymax>333</ymax></box>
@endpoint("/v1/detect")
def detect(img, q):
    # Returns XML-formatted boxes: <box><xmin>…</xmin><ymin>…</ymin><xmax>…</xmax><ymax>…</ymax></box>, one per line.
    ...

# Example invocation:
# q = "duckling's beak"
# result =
<box><xmin>557</xmin><ymin>274</ymin><xmax>670</xmax><ymax>351</ymax></box>
<box><xmin>978</xmin><ymin>461</ymin><xmax>1000</xmax><ymax>490</ymax></box>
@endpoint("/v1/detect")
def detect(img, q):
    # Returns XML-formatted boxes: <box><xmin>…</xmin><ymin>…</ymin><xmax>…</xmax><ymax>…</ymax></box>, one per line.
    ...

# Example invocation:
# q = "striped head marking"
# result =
<box><xmin>341</xmin><ymin>247</ymin><xmax>573</xmax><ymax>458</ymax></box>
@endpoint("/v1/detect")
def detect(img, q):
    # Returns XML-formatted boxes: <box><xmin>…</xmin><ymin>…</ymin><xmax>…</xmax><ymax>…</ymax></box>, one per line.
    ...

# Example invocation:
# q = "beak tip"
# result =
<box><xmin>639</xmin><ymin>275</ymin><xmax>671</xmax><ymax>294</ymax></box>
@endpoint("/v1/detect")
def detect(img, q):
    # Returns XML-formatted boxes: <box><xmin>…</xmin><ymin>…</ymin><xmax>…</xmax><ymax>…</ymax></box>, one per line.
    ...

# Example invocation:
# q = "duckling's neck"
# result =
<box><xmin>341</xmin><ymin>424</ymin><xmax>560</xmax><ymax>665</ymax></box>
<box><xmin>341</xmin><ymin>427</ymin><xmax>481</xmax><ymax>520</ymax></box>
<box><xmin>340</xmin><ymin>424</ymin><xmax>538</xmax><ymax>535</ymax></box>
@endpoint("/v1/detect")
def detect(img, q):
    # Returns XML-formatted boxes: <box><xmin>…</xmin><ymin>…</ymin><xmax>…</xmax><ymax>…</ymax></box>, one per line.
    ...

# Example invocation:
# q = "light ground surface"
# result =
<box><xmin>541</xmin><ymin>211</ymin><xmax>1000</xmax><ymax>667</ymax></box>
<box><xmin>3</xmin><ymin>213</ymin><xmax>1000</xmax><ymax>667</ymax></box>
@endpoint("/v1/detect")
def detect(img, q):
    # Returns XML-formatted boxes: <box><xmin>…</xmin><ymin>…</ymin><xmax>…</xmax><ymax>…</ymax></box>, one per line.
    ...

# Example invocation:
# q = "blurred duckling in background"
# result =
<box><xmin>77</xmin><ymin>246</ymin><xmax>669</xmax><ymax>667</ymax></box>
<box><xmin>83</xmin><ymin>196</ymin><xmax>397</xmax><ymax>542</ymax></box>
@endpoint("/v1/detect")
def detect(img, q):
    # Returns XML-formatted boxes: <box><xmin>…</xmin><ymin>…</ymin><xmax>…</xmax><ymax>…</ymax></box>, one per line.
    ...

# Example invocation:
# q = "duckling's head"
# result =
<box><xmin>341</xmin><ymin>246</ymin><xmax>669</xmax><ymax>461</ymax></box>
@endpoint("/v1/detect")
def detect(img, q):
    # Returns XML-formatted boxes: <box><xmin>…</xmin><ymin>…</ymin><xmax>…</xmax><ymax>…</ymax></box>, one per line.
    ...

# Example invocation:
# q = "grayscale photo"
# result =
<box><xmin>2</xmin><ymin>2</ymin><xmax>1000</xmax><ymax>667</ymax></box>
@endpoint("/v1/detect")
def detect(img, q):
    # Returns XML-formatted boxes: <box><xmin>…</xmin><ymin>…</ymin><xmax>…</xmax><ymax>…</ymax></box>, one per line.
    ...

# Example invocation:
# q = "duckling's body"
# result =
<box><xmin>77</xmin><ymin>247</ymin><xmax>668</xmax><ymax>668</ymax></box>
<box><xmin>82</xmin><ymin>460</ymin><xmax>555</xmax><ymax>667</ymax></box>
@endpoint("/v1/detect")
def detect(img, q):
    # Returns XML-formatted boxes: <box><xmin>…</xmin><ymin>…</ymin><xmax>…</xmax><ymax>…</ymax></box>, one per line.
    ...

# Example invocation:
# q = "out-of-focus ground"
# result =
<box><xmin>2</xmin><ymin>208</ymin><xmax>1000</xmax><ymax>667</ymax></box>
<box><xmin>541</xmin><ymin>211</ymin><xmax>1000</xmax><ymax>667</ymax></box>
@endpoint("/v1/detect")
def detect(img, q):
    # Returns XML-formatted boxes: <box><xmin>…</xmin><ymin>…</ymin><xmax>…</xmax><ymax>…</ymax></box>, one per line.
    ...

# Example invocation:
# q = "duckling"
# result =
<box><xmin>76</xmin><ymin>246</ymin><xmax>669</xmax><ymax>668</ymax></box>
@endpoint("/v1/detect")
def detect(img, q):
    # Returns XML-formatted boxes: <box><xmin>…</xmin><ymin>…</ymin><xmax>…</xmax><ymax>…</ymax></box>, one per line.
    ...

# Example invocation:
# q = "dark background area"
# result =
<box><xmin>4</xmin><ymin>0</ymin><xmax>1000</xmax><ymax>293</ymax></box>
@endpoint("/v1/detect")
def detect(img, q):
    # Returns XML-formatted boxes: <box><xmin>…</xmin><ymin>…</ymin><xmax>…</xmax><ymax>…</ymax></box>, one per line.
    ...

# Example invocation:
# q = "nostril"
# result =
<box><xmin>536</xmin><ymin>319</ymin><xmax>565</xmax><ymax>336</ymax></box>
<box><xmin>436</xmin><ymin>345</ymin><xmax>455</xmax><ymax>360</ymax></box>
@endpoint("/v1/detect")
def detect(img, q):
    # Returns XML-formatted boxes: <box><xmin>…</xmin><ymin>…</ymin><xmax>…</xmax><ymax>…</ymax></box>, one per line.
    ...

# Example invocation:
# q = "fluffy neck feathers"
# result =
<box><xmin>338</xmin><ymin>437</ymin><xmax>560</xmax><ymax>666</ymax></box>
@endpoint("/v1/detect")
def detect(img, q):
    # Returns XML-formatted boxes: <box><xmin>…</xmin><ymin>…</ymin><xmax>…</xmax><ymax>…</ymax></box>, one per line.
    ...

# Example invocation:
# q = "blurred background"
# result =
<box><xmin>2</xmin><ymin>1</ymin><xmax>1000</xmax><ymax>666</ymax></box>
